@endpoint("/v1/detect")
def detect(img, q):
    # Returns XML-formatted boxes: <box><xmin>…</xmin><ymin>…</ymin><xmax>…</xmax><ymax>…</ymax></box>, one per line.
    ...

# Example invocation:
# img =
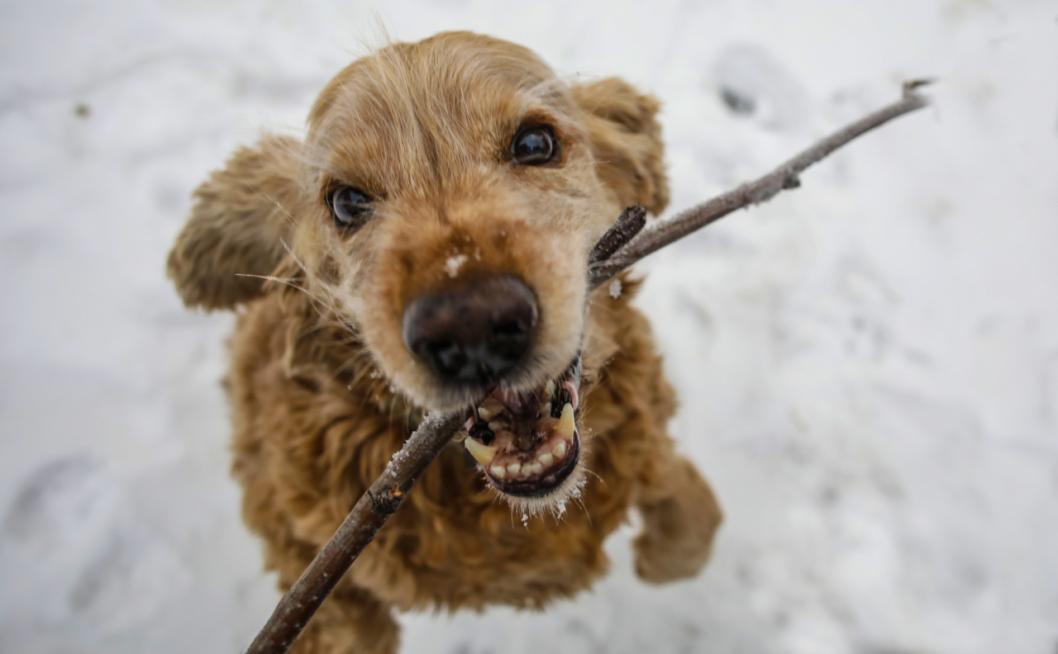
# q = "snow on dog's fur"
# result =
<box><xmin>167</xmin><ymin>31</ymin><xmax>721</xmax><ymax>653</ymax></box>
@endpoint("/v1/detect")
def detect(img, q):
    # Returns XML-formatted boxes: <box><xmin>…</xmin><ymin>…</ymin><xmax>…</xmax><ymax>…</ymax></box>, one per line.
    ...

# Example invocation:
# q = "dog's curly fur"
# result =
<box><xmin>167</xmin><ymin>32</ymin><xmax>721</xmax><ymax>653</ymax></box>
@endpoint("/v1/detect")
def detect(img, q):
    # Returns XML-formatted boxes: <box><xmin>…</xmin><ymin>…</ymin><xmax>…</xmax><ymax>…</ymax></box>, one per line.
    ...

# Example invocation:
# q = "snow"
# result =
<box><xmin>1</xmin><ymin>1</ymin><xmax>1056</xmax><ymax>653</ymax></box>
<box><xmin>444</xmin><ymin>253</ymin><xmax>468</xmax><ymax>278</ymax></box>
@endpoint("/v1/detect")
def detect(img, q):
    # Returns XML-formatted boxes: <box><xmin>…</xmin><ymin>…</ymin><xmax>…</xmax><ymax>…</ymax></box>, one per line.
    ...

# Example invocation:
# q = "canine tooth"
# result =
<box><xmin>478</xmin><ymin>398</ymin><xmax>505</xmax><ymax>420</ymax></box>
<box><xmin>557</xmin><ymin>403</ymin><xmax>575</xmax><ymax>440</ymax></box>
<box><xmin>552</xmin><ymin>441</ymin><xmax>567</xmax><ymax>459</ymax></box>
<box><xmin>538</xmin><ymin>453</ymin><xmax>554</xmax><ymax>467</ymax></box>
<box><xmin>490</xmin><ymin>465</ymin><xmax>507</xmax><ymax>479</ymax></box>
<box><xmin>507</xmin><ymin>462</ymin><xmax>522</xmax><ymax>476</ymax></box>
<box><xmin>544</xmin><ymin>380</ymin><xmax>555</xmax><ymax>398</ymax></box>
<box><xmin>488</xmin><ymin>421</ymin><xmax>505</xmax><ymax>432</ymax></box>
<box><xmin>464</xmin><ymin>438</ymin><xmax>497</xmax><ymax>466</ymax></box>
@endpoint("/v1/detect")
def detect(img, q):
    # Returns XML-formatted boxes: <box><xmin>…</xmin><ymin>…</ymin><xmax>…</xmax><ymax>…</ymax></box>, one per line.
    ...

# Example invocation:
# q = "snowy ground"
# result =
<box><xmin>1</xmin><ymin>1</ymin><xmax>1056</xmax><ymax>652</ymax></box>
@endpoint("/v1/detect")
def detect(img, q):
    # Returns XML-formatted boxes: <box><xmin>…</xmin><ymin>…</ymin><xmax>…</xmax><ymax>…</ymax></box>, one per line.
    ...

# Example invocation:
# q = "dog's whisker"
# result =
<box><xmin>579</xmin><ymin>465</ymin><xmax>604</xmax><ymax>486</ymax></box>
<box><xmin>269</xmin><ymin>239</ymin><xmax>366</xmax><ymax>337</ymax></box>
<box><xmin>572</xmin><ymin>495</ymin><xmax>592</xmax><ymax>526</ymax></box>
<box><xmin>260</xmin><ymin>190</ymin><xmax>299</xmax><ymax>226</ymax></box>
<box><xmin>235</xmin><ymin>272</ymin><xmax>331</xmax><ymax>309</ymax></box>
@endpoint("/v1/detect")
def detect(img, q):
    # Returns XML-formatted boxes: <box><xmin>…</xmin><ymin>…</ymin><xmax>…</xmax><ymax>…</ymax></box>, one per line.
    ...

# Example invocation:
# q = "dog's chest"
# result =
<box><xmin>352</xmin><ymin>445</ymin><xmax>636</xmax><ymax>610</ymax></box>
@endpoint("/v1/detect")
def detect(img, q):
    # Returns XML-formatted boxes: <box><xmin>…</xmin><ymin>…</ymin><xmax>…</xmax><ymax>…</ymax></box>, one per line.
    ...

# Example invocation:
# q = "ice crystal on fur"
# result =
<box><xmin>444</xmin><ymin>253</ymin><xmax>468</xmax><ymax>278</ymax></box>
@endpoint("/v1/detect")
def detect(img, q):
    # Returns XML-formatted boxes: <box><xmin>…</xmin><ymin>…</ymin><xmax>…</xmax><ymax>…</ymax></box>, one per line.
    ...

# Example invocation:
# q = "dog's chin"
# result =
<box><xmin>456</xmin><ymin>354</ymin><xmax>587</xmax><ymax>515</ymax></box>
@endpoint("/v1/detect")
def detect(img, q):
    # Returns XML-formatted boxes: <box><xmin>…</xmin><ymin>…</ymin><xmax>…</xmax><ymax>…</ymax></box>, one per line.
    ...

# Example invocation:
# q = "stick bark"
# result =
<box><xmin>588</xmin><ymin>80</ymin><xmax>931</xmax><ymax>286</ymax></box>
<box><xmin>245</xmin><ymin>81</ymin><xmax>930</xmax><ymax>654</ymax></box>
<box><xmin>245</xmin><ymin>412</ymin><xmax>463</xmax><ymax>653</ymax></box>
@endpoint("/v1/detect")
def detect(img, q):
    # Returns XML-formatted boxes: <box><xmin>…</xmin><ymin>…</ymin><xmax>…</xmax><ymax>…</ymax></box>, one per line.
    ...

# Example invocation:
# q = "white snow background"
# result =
<box><xmin>1</xmin><ymin>1</ymin><xmax>1056</xmax><ymax>652</ymax></box>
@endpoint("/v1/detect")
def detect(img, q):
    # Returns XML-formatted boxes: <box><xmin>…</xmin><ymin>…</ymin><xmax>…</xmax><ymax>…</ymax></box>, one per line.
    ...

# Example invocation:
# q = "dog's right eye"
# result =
<box><xmin>328</xmin><ymin>186</ymin><xmax>372</xmax><ymax>230</ymax></box>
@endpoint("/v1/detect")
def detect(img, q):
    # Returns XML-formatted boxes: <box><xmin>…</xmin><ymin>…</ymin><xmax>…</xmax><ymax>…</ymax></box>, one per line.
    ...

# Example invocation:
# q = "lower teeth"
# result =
<box><xmin>462</xmin><ymin>377</ymin><xmax>579</xmax><ymax>485</ymax></box>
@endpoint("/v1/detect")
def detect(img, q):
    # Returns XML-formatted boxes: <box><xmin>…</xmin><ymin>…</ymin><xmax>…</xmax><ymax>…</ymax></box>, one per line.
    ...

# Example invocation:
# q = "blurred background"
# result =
<box><xmin>1</xmin><ymin>1</ymin><xmax>1055</xmax><ymax>652</ymax></box>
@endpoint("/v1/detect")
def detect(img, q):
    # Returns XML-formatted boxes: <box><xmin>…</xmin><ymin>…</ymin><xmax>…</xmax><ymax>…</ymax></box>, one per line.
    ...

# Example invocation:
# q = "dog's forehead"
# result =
<box><xmin>309</xmin><ymin>33</ymin><xmax>558</xmax><ymax>128</ymax></box>
<box><xmin>305</xmin><ymin>33</ymin><xmax>574</xmax><ymax>194</ymax></box>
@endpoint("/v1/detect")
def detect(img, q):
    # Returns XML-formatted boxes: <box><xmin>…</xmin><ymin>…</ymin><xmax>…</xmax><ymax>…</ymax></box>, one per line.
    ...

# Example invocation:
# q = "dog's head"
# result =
<box><xmin>168</xmin><ymin>31</ymin><xmax>667</xmax><ymax>509</ymax></box>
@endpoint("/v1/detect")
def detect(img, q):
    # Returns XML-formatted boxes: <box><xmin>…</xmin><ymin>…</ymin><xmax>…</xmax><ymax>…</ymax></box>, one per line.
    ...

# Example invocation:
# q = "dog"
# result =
<box><xmin>167</xmin><ymin>31</ymin><xmax>721</xmax><ymax>653</ymax></box>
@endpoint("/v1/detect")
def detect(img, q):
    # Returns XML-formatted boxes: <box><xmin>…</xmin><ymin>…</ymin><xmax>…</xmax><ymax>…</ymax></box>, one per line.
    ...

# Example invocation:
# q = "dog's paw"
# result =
<box><xmin>632</xmin><ymin>457</ymin><xmax>723</xmax><ymax>584</ymax></box>
<box><xmin>632</xmin><ymin>530</ymin><xmax>714</xmax><ymax>584</ymax></box>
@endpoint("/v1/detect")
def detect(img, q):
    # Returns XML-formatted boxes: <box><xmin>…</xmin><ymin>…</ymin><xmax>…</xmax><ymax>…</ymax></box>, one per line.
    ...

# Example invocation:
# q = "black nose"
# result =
<box><xmin>402</xmin><ymin>275</ymin><xmax>538</xmax><ymax>385</ymax></box>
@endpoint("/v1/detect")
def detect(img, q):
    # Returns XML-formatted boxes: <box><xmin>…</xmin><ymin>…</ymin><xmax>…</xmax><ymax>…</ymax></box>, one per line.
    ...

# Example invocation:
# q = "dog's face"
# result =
<box><xmin>300</xmin><ymin>34</ymin><xmax>605</xmax><ymax>413</ymax></box>
<box><xmin>168</xmin><ymin>31</ymin><xmax>667</xmax><ymax>509</ymax></box>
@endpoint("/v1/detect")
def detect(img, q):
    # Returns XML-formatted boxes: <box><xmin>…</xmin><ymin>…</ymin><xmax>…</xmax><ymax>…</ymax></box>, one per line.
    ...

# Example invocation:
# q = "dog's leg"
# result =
<box><xmin>287</xmin><ymin>585</ymin><xmax>399</xmax><ymax>654</ymax></box>
<box><xmin>632</xmin><ymin>451</ymin><xmax>723</xmax><ymax>584</ymax></box>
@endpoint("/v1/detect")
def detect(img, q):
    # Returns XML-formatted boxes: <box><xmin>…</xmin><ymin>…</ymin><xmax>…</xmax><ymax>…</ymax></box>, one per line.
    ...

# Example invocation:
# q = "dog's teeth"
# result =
<box><xmin>544</xmin><ymin>380</ymin><xmax>555</xmax><ymax>398</ymax></box>
<box><xmin>490</xmin><ymin>465</ymin><xmax>507</xmax><ymax>479</ymax></box>
<box><xmin>538</xmin><ymin>452</ymin><xmax>554</xmax><ymax>467</ymax></box>
<box><xmin>557</xmin><ymin>403</ymin><xmax>575</xmax><ymax>440</ymax></box>
<box><xmin>464</xmin><ymin>438</ymin><xmax>496</xmax><ymax>466</ymax></box>
<box><xmin>507</xmin><ymin>462</ymin><xmax>521</xmax><ymax>476</ymax></box>
<box><xmin>488</xmin><ymin>420</ymin><xmax>505</xmax><ymax>432</ymax></box>
<box><xmin>528</xmin><ymin>462</ymin><xmax>544</xmax><ymax>476</ymax></box>
<box><xmin>521</xmin><ymin>465</ymin><xmax>535</xmax><ymax>479</ymax></box>
<box><xmin>552</xmin><ymin>441</ymin><xmax>567</xmax><ymax>459</ymax></box>
<box><xmin>478</xmin><ymin>399</ymin><xmax>504</xmax><ymax>421</ymax></box>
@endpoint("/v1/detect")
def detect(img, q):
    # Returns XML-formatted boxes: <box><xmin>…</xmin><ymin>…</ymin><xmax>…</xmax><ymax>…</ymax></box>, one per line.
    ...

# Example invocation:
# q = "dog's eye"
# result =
<box><xmin>511</xmin><ymin>125</ymin><xmax>558</xmax><ymax>165</ymax></box>
<box><xmin>328</xmin><ymin>186</ymin><xmax>372</xmax><ymax>229</ymax></box>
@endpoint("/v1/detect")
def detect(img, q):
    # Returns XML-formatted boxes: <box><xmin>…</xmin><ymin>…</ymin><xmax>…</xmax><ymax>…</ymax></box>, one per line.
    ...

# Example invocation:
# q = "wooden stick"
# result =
<box><xmin>588</xmin><ymin>80</ymin><xmax>931</xmax><ymax>286</ymax></box>
<box><xmin>588</xmin><ymin>204</ymin><xmax>647</xmax><ymax>264</ymax></box>
<box><xmin>245</xmin><ymin>412</ymin><xmax>463</xmax><ymax>653</ymax></box>
<box><xmin>244</xmin><ymin>81</ymin><xmax>930</xmax><ymax>654</ymax></box>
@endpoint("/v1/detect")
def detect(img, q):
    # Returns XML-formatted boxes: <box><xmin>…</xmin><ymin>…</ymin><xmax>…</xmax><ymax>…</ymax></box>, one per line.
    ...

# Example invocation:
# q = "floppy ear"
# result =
<box><xmin>571</xmin><ymin>77</ymin><xmax>670</xmax><ymax>215</ymax></box>
<box><xmin>166</xmin><ymin>134</ymin><xmax>305</xmax><ymax>310</ymax></box>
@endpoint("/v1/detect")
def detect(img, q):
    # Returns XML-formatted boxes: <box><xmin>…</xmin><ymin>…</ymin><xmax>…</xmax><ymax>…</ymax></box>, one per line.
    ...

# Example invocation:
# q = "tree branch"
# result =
<box><xmin>588</xmin><ymin>79</ymin><xmax>931</xmax><ymax>287</ymax></box>
<box><xmin>588</xmin><ymin>204</ymin><xmax>647</xmax><ymax>264</ymax></box>
<box><xmin>244</xmin><ymin>81</ymin><xmax>930</xmax><ymax>654</ymax></box>
<box><xmin>246</xmin><ymin>412</ymin><xmax>463</xmax><ymax>653</ymax></box>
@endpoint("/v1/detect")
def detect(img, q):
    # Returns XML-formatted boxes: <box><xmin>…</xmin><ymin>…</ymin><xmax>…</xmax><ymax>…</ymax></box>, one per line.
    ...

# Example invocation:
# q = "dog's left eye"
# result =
<box><xmin>511</xmin><ymin>125</ymin><xmax>558</xmax><ymax>165</ymax></box>
<box><xmin>328</xmin><ymin>186</ymin><xmax>372</xmax><ymax>230</ymax></box>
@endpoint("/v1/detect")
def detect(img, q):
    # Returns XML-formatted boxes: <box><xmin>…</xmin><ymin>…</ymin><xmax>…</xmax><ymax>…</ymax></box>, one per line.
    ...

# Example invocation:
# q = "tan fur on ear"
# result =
<box><xmin>572</xmin><ymin>78</ymin><xmax>670</xmax><ymax>215</ymax></box>
<box><xmin>167</xmin><ymin>134</ymin><xmax>304</xmax><ymax>310</ymax></box>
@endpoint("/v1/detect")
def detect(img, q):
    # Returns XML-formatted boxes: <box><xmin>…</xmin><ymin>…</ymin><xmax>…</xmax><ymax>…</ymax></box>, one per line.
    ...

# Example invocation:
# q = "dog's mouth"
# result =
<box><xmin>459</xmin><ymin>355</ymin><xmax>582</xmax><ymax>500</ymax></box>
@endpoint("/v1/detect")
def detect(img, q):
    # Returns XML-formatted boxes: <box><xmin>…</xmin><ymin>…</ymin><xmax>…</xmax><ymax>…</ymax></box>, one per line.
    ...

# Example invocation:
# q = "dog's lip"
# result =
<box><xmin>468</xmin><ymin>354</ymin><xmax>581</xmax><ymax>425</ymax></box>
<box><xmin>487</xmin><ymin>354</ymin><xmax>580</xmax><ymax>413</ymax></box>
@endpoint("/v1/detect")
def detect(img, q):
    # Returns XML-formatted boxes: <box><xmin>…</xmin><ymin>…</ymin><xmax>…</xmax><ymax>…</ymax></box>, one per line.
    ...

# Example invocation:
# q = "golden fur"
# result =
<box><xmin>167</xmin><ymin>32</ymin><xmax>721</xmax><ymax>653</ymax></box>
